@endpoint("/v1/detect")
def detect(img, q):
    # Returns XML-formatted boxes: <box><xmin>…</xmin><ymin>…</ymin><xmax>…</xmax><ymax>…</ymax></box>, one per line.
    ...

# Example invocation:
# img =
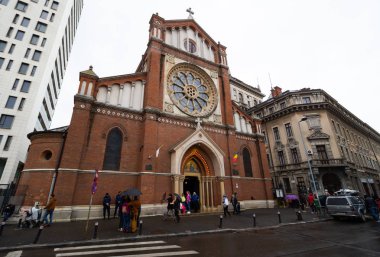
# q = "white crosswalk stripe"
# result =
<box><xmin>5</xmin><ymin>251</ymin><xmax>23</xmax><ymax>257</ymax></box>
<box><xmin>54</xmin><ymin>240</ymin><xmax>199</xmax><ymax>257</ymax></box>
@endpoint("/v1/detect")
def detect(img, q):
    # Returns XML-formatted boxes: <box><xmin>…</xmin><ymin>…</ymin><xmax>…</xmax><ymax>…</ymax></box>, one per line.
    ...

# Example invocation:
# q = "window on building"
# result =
<box><xmin>40</xmin><ymin>10</ymin><xmax>49</xmax><ymax>19</ymax></box>
<box><xmin>42</xmin><ymin>99</ymin><xmax>51</xmax><ymax>121</ymax></box>
<box><xmin>302</xmin><ymin>97</ymin><xmax>311</xmax><ymax>104</ymax></box>
<box><xmin>238</xmin><ymin>93</ymin><xmax>243</xmax><ymax>103</ymax></box>
<box><xmin>0</xmin><ymin>115</ymin><xmax>15</xmax><ymax>129</ymax></box>
<box><xmin>8</xmin><ymin>44</ymin><xmax>15</xmax><ymax>54</ymax></box>
<box><xmin>41</xmin><ymin>38</ymin><xmax>47</xmax><ymax>47</ymax></box>
<box><xmin>50</xmin><ymin>13</ymin><xmax>55</xmax><ymax>22</ymax></box>
<box><xmin>290</xmin><ymin>148</ymin><xmax>299</xmax><ymax>164</ymax></box>
<box><xmin>316</xmin><ymin>145</ymin><xmax>328</xmax><ymax>164</ymax></box>
<box><xmin>30</xmin><ymin>34</ymin><xmax>39</xmax><ymax>45</ymax></box>
<box><xmin>24</xmin><ymin>48</ymin><xmax>31</xmax><ymax>58</ymax></box>
<box><xmin>6</xmin><ymin>27</ymin><xmax>14</xmax><ymax>37</ymax></box>
<box><xmin>35</xmin><ymin>22</ymin><xmax>47</xmax><ymax>33</ymax></box>
<box><xmin>51</xmin><ymin>0</ymin><xmax>58</xmax><ymax>10</ymax></box>
<box><xmin>32</xmin><ymin>50</ymin><xmax>42</xmax><ymax>61</ymax></box>
<box><xmin>15</xmin><ymin>1</ymin><xmax>28</xmax><ymax>12</ymax></box>
<box><xmin>273</xmin><ymin>127</ymin><xmax>281</xmax><ymax>141</ymax></box>
<box><xmin>30</xmin><ymin>66</ymin><xmax>37</xmax><ymax>76</ymax></box>
<box><xmin>0</xmin><ymin>0</ymin><xmax>10</xmax><ymax>6</ymax></box>
<box><xmin>285</xmin><ymin>123</ymin><xmax>293</xmax><ymax>138</ymax></box>
<box><xmin>297</xmin><ymin>177</ymin><xmax>307</xmax><ymax>194</ymax></box>
<box><xmin>269</xmin><ymin>107</ymin><xmax>274</xmax><ymax>114</ymax></box>
<box><xmin>18</xmin><ymin>98</ymin><xmax>25</xmax><ymax>110</ymax></box>
<box><xmin>280</xmin><ymin>102</ymin><xmax>286</xmax><ymax>109</ymax></box>
<box><xmin>184</xmin><ymin>39</ymin><xmax>196</xmax><ymax>53</ymax></box>
<box><xmin>12</xmin><ymin>14</ymin><xmax>20</xmax><ymax>23</ymax></box>
<box><xmin>6</xmin><ymin>60</ymin><xmax>13</xmax><ymax>71</ymax></box>
<box><xmin>254</xmin><ymin>100</ymin><xmax>258</xmax><ymax>106</ymax></box>
<box><xmin>44</xmin><ymin>0</ymin><xmax>49</xmax><ymax>6</ymax></box>
<box><xmin>0</xmin><ymin>58</ymin><xmax>4</xmax><ymax>69</ymax></box>
<box><xmin>12</xmin><ymin>79</ymin><xmax>19</xmax><ymax>90</ymax></box>
<box><xmin>18</xmin><ymin>62</ymin><xmax>29</xmax><ymax>74</ymax></box>
<box><xmin>5</xmin><ymin>96</ymin><xmax>17</xmax><ymax>109</ymax></box>
<box><xmin>278</xmin><ymin>150</ymin><xmax>286</xmax><ymax>166</ymax></box>
<box><xmin>20</xmin><ymin>80</ymin><xmax>31</xmax><ymax>92</ymax></box>
<box><xmin>38</xmin><ymin>113</ymin><xmax>47</xmax><ymax>130</ymax></box>
<box><xmin>243</xmin><ymin>148</ymin><xmax>253</xmax><ymax>177</ymax></box>
<box><xmin>0</xmin><ymin>40</ymin><xmax>7</xmax><ymax>52</ymax></box>
<box><xmin>15</xmin><ymin>30</ymin><xmax>25</xmax><ymax>41</ymax></box>
<box><xmin>21</xmin><ymin>17</ymin><xmax>30</xmax><ymax>27</ymax></box>
<box><xmin>283</xmin><ymin>177</ymin><xmax>292</xmax><ymax>193</ymax></box>
<box><xmin>103</xmin><ymin>127</ymin><xmax>122</xmax><ymax>170</ymax></box>
<box><xmin>3</xmin><ymin>136</ymin><xmax>13</xmax><ymax>151</ymax></box>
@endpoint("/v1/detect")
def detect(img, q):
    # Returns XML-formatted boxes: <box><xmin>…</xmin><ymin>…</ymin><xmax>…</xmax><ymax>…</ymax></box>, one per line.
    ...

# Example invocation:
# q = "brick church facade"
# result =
<box><xmin>17</xmin><ymin>13</ymin><xmax>273</xmax><ymax>220</ymax></box>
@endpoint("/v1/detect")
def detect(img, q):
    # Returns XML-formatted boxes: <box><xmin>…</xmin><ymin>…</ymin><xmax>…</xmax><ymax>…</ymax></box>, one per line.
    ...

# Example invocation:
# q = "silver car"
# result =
<box><xmin>326</xmin><ymin>195</ymin><xmax>366</xmax><ymax>222</ymax></box>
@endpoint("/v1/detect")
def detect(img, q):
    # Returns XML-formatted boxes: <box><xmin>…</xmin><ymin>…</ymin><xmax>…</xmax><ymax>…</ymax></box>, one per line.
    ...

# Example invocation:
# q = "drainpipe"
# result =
<box><xmin>47</xmin><ymin>129</ymin><xmax>68</xmax><ymax>203</ymax></box>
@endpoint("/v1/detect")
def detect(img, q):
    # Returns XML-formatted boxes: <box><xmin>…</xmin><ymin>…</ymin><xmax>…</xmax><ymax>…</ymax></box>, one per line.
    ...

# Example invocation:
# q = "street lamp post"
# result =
<box><xmin>298</xmin><ymin>117</ymin><xmax>321</xmax><ymax>208</ymax></box>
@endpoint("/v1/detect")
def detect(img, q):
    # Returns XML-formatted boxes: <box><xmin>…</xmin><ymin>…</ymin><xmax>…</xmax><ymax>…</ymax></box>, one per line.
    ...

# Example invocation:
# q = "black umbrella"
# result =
<box><xmin>121</xmin><ymin>188</ymin><xmax>142</xmax><ymax>197</ymax></box>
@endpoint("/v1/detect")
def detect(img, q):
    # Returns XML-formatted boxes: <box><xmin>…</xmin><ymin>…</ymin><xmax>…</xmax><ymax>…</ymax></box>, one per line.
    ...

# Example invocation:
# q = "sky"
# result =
<box><xmin>51</xmin><ymin>0</ymin><xmax>380</xmax><ymax>132</ymax></box>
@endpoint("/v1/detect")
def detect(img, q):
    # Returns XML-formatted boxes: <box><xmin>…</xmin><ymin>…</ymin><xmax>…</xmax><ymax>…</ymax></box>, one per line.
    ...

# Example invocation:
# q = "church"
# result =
<box><xmin>17</xmin><ymin>11</ymin><xmax>273</xmax><ymax>220</ymax></box>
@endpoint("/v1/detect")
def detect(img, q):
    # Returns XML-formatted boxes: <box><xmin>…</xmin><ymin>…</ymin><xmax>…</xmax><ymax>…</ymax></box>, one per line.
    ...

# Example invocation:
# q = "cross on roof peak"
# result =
<box><xmin>195</xmin><ymin>117</ymin><xmax>202</xmax><ymax>129</ymax></box>
<box><xmin>186</xmin><ymin>7</ymin><xmax>194</xmax><ymax>19</ymax></box>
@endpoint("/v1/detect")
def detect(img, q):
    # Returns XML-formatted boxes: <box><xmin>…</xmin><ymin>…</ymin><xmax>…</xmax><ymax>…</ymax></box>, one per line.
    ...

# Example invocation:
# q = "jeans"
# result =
<box><xmin>122</xmin><ymin>213</ymin><xmax>130</xmax><ymax>232</ymax></box>
<box><xmin>369</xmin><ymin>207</ymin><xmax>379</xmax><ymax>221</ymax></box>
<box><xmin>42</xmin><ymin>209</ymin><xmax>54</xmax><ymax>224</ymax></box>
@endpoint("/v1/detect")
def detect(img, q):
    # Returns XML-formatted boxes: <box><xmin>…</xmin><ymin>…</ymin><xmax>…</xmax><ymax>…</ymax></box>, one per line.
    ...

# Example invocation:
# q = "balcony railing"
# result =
<box><xmin>274</xmin><ymin>158</ymin><xmax>347</xmax><ymax>172</ymax></box>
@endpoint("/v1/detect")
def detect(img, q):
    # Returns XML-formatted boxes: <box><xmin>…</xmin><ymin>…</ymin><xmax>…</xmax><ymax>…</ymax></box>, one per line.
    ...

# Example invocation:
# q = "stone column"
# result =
<box><xmin>201</xmin><ymin>178</ymin><xmax>205</xmax><ymax>211</ymax></box>
<box><xmin>130</xmin><ymin>82</ymin><xmax>136</xmax><ymax>108</ymax></box>
<box><xmin>205</xmin><ymin>179</ymin><xmax>209</xmax><ymax>209</ymax></box>
<box><xmin>170</xmin><ymin>27</ymin><xmax>175</xmax><ymax>46</ymax></box>
<box><xmin>177</xmin><ymin>27</ymin><xmax>182</xmax><ymax>49</ymax></box>
<box><xmin>195</xmin><ymin>32</ymin><xmax>199</xmax><ymax>56</ymax></box>
<box><xmin>186</xmin><ymin>26</ymin><xmax>190</xmax><ymax>52</ymax></box>
<box><xmin>140</xmin><ymin>80</ymin><xmax>146</xmax><ymax>110</ymax></box>
<box><xmin>200</xmin><ymin>39</ymin><xmax>204</xmax><ymax>58</ymax></box>
<box><xmin>173</xmin><ymin>175</ymin><xmax>180</xmax><ymax>194</ymax></box>
<box><xmin>118</xmin><ymin>84</ymin><xmax>124</xmax><ymax>106</ymax></box>
<box><xmin>219</xmin><ymin>177</ymin><xmax>225</xmax><ymax>201</ymax></box>
<box><xmin>179</xmin><ymin>176</ymin><xmax>185</xmax><ymax>196</ymax></box>
<box><xmin>106</xmin><ymin>86</ymin><xmax>111</xmax><ymax>104</ymax></box>
<box><xmin>210</xmin><ymin>178</ymin><xmax>214</xmax><ymax>208</ymax></box>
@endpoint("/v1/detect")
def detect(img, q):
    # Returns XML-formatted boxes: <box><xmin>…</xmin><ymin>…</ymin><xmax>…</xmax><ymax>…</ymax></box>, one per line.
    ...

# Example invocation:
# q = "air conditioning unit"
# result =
<box><xmin>307</xmin><ymin>150</ymin><xmax>313</xmax><ymax>156</ymax></box>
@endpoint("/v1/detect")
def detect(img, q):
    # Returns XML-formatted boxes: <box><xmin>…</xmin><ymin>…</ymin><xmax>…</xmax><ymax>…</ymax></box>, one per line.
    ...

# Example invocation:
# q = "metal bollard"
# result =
<box><xmin>297</xmin><ymin>210</ymin><xmax>303</xmax><ymax>221</ymax></box>
<box><xmin>138</xmin><ymin>220</ymin><xmax>143</xmax><ymax>235</ymax></box>
<box><xmin>277</xmin><ymin>210</ymin><xmax>282</xmax><ymax>224</ymax></box>
<box><xmin>18</xmin><ymin>218</ymin><xmax>22</xmax><ymax>228</ymax></box>
<box><xmin>253</xmin><ymin>213</ymin><xmax>256</xmax><ymax>227</ymax></box>
<box><xmin>92</xmin><ymin>222</ymin><xmax>99</xmax><ymax>239</ymax></box>
<box><xmin>219</xmin><ymin>215</ymin><xmax>223</xmax><ymax>228</ymax></box>
<box><xmin>33</xmin><ymin>225</ymin><xmax>44</xmax><ymax>244</ymax></box>
<box><xmin>0</xmin><ymin>222</ymin><xmax>5</xmax><ymax>236</ymax></box>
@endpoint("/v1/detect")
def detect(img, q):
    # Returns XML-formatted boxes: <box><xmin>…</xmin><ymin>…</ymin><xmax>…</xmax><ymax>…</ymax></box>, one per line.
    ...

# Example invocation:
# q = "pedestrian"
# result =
<box><xmin>2</xmin><ymin>203</ymin><xmax>15</xmax><ymax>222</ymax></box>
<box><xmin>186</xmin><ymin>191</ymin><xmax>191</xmax><ymax>214</ymax></box>
<box><xmin>173</xmin><ymin>194</ymin><xmax>181</xmax><ymax>223</ymax></box>
<box><xmin>130</xmin><ymin>196</ymin><xmax>141</xmax><ymax>232</ymax></box>
<box><xmin>31</xmin><ymin>202</ymin><xmax>42</xmax><ymax>227</ymax></box>
<box><xmin>231</xmin><ymin>192</ymin><xmax>239</xmax><ymax>214</ymax></box>
<box><xmin>42</xmin><ymin>193</ymin><xmax>56</xmax><ymax>226</ymax></box>
<box><xmin>103</xmin><ymin>193</ymin><xmax>111</xmax><ymax>219</ymax></box>
<box><xmin>122</xmin><ymin>196</ymin><xmax>131</xmax><ymax>232</ymax></box>
<box><xmin>181</xmin><ymin>193</ymin><xmax>186</xmax><ymax>214</ymax></box>
<box><xmin>114</xmin><ymin>191</ymin><xmax>122</xmax><ymax>218</ymax></box>
<box><xmin>364</xmin><ymin>195</ymin><xmax>380</xmax><ymax>222</ymax></box>
<box><xmin>191</xmin><ymin>192</ymin><xmax>199</xmax><ymax>213</ymax></box>
<box><xmin>222</xmin><ymin>194</ymin><xmax>231</xmax><ymax>217</ymax></box>
<box><xmin>118</xmin><ymin>197</ymin><xmax>125</xmax><ymax>232</ymax></box>
<box><xmin>307</xmin><ymin>192</ymin><xmax>316</xmax><ymax>214</ymax></box>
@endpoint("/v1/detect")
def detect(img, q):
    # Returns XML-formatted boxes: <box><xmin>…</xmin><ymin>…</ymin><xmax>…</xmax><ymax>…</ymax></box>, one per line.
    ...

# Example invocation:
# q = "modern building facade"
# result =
<box><xmin>0</xmin><ymin>0</ymin><xmax>83</xmax><ymax>186</ymax></box>
<box><xmin>249</xmin><ymin>87</ymin><xmax>380</xmax><ymax>198</ymax></box>
<box><xmin>17</xmin><ymin>13</ymin><xmax>273</xmax><ymax>220</ymax></box>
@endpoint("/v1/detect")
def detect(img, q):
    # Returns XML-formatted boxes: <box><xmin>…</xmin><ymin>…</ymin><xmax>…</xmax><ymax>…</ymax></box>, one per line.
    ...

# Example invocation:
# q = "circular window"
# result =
<box><xmin>42</xmin><ymin>150</ymin><xmax>52</xmax><ymax>160</ymax></box>
<box><xmin>184</xmin><ymin>39</ymin><xmax>197</xmax><ymax>53</ymax></box>
<box><xmin>167</xmin><ymin>63</ymin><xmax>218</xmax><ymax>117</ymax></box>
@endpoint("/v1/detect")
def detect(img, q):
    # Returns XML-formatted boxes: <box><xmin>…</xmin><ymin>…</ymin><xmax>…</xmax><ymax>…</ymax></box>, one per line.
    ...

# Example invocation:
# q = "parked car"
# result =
<box><xmin>326</xmin><ymin>195</ymin><xmax>366</xmax><ymax>222</ymax></box>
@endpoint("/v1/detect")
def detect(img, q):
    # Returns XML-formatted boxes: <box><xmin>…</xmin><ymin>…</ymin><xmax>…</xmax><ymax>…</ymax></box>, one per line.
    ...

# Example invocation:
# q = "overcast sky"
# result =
<box><xmin>51</xmin><ymin>0</ymin><xmax>380</xmax><ymax>132</ymax></box>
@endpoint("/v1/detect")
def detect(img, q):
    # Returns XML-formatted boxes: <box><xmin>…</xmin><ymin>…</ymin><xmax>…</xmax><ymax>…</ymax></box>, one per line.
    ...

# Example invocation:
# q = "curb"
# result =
<box><xmin>0</xmin><ymin>218</ymin><xmax>331</xmax><ymax>252</ymax></box>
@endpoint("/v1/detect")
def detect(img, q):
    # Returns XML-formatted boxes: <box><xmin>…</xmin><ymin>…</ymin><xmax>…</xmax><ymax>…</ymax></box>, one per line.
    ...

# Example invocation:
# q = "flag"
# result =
<box><xmin>155</xmin><ymin>145</ymin><xmax>163</xmax><ymax>158</ymax></box>
<box><xmin>232</xmin><ymin>153</ymin><xmax>238</xmax><ymax>163</ymax></box>
<box><xmin>91</xmin><ymin>169</ymin><xmax>99</xmax><ymax>194</ymax></box>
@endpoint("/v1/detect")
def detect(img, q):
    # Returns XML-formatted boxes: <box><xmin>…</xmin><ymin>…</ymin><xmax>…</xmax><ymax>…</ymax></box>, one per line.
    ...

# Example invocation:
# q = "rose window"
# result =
<box><xmin>167</xmin><ymin>63</ymin><xmax>218</xmax><ymax>117</ymax></box>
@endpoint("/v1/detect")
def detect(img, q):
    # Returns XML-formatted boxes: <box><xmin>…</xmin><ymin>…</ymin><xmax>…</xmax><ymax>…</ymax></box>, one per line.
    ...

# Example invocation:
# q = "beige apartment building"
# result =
<box><xmin>249</xmin><ymin>87</ymin><xmax>380</xmax><ymax>197</ymax></box>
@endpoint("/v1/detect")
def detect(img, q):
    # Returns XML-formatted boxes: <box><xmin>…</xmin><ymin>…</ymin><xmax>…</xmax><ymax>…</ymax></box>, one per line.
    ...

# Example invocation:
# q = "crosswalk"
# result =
<box><xmin>53</xmin><ymin>240</ymin><xmax>199</xmax><ymax>257</ymax></box>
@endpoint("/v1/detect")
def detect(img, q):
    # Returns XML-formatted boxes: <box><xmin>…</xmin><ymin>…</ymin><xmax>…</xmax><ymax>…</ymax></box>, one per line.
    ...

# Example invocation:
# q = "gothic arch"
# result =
<box><xmin>242</xmin><ymin>147</ymin><xmax>253</xmax><ymax>177</ymax></box>
<box><xmin>101</xmin><ymin>124</ymin><xmax>128</xmax><ymax>141</ymax></box>
<box><xmin>103</xmin><ymin>127</ymin><xmax>123</xmax><ymax>171</ymax></box>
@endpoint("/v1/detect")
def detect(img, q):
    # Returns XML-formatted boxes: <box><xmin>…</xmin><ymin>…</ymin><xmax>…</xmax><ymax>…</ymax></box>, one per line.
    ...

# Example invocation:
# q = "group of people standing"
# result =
<box><xmin>180</xmin><ymin>191</ymin><xmax>199</xmax><ymax>214</ymax></box>
<box><xmin>103</xmin><ymin>192</ymin><xmax>141</xmax><ymax>233</ymax></box>
<box><xmin>222</xmin><ymin>192</ymin><xmax>240</xmax><ymax>217</ymax></box>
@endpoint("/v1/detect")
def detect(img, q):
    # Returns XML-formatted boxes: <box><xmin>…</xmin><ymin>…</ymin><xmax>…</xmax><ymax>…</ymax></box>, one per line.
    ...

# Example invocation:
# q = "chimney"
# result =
<box><xmin>271</xmin><ymin>86</ymin><xmax>282</xmax><ymax>98</ymax></box>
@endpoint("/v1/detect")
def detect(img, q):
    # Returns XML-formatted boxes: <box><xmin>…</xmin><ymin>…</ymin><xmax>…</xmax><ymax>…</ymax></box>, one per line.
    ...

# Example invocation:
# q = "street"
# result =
<box><xmin>2</xmin><ymin>219</ymin><xmax>380</xmax><ymax>257</ymax></box>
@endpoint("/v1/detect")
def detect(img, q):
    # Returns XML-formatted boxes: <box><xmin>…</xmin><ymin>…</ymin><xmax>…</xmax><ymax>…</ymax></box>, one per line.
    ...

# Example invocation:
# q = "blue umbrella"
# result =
<box><xmin>121</xmin><ymin>188</ymin><xmax>142</xmax><ymax>197</ymax></box>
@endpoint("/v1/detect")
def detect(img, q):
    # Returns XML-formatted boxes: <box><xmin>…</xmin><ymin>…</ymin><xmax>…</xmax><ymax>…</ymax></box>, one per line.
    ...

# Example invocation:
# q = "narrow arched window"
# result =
<box><xmin>103</xmin><ymin>127</ymin><xmax>122</xmax><ymax>170</ymax></box>
<box><xmin>243</xmin><ymin>148</ymin><xmax>253</xmax><ymax>177</ymax></box>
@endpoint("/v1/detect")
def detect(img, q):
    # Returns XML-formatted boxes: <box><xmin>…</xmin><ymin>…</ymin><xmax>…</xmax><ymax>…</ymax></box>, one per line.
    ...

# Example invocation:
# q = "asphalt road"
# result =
<box><xmin>2</xmin><ymin>219</ymin><xmax>380</xmax><ymax>257</ymax></box>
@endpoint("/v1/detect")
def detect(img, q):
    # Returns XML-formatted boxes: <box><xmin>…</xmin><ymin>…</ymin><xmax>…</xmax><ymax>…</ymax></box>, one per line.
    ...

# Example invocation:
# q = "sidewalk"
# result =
<box><xmin>0</xmin><ymin>208</ymin><xmax>329</xmax><ymax>251</ymax></box>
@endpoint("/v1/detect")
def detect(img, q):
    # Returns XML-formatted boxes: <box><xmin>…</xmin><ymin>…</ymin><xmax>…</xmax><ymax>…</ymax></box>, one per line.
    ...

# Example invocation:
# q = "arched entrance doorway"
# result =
<box><xmin>322</xmin><ymin>173</ymin><xmax>342</xmax><ymax>193</ymax></box>
<box><xmin>180</xmin><ymin>147</ymin><xmax>217</xmax><ymax>212</ymax></box>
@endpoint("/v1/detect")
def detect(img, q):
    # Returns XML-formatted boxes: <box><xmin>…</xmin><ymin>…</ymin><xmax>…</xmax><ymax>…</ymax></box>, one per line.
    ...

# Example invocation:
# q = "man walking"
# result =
<box><xmin>114</xmin><ymin>191</ymin><xmax>122</xmax><ymax>218</ymax></box>
<box><xmin>42</xmin><ymin>193</ymin><xmax>56</xmax><ymax>226</ymax></box>
<box><xmin>103</xmin><ymin>193</ymin><xmax>111</xmax><ymax>219</ymax></box>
